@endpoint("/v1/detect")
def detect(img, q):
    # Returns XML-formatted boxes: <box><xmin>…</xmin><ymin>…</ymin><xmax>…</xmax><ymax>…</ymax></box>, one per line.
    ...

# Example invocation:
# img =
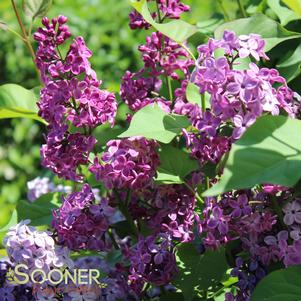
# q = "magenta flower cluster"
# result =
<box><xmin>34</xmin><ymin>16</ymin><xmax>117</xmax><ymax>181</ymax></box>
<box><xmin>127</xmin><ymin>234</ymin><xmax>178</xmax><ymax>289</ymax></box>
<box><xmin>90</xmin><ymin>137</ymin><xmax>160</xmax><ymax>189</ymax></box>
<box><xmin>52</xmin><ymin>184</ymin><xmax>115</xmax><ymax>251</ymax></box>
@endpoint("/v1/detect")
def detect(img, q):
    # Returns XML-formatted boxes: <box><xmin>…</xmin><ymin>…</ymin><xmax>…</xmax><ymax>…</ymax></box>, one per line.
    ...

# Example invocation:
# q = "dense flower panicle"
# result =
<box><xmin>52</xmin><ymin>184</ymin><xmax>115</xmax><ymax>251</ymax></box>
<box><xmin>128</xmin><ymin>234</ymin><xmax>178</xmax><ymax>287</ymax></box>
<box><xmin>35</xmin><ymin>16</ymin><xmax>117</xmax><ymax>180</ymax></box>
<box><xmin>34</xmin><ymin>16</ymin><xmax>71</xmax><ymax>83</ymax></box>
<box><xmin>90</xmin><ymin>137</ymin><xmax>160</xmax><ymax>189</ymax></box>
<box><xmin>192</xmin><ymin>31</ymin><xmax>296</xmax><ymax>138</ymax></box>
<box><xmin>3</xmin><ymin>220</ymin><xmax>73</xmax><ymax>275</ymax></box>
<box><xmin>139</xmin><ymin>32</ymin><xmax>194</xmax><ymax>80</ymax></box>
<box><xmin>120</xmin><ymin>70</ymin><xmax>170</xmax><ymax>112</ymax></box>
<box><xmin>148</xmin><ymin>185</ymin><xmax>196</xmax><ymax>242</ymax></box>
<box><xmin>67</xmin><ymin>77</ymin><xmax>117</xmax><ymax>128</ymax></box>
<box><xmin>41</xmin><ymin>129</ymin><xmax>96</xmax><ymax>181</ymax></box>
<box><xmin>187</xmin><ymin>134</ymin><xmax>230</xmax><ymax>165</ymax></box>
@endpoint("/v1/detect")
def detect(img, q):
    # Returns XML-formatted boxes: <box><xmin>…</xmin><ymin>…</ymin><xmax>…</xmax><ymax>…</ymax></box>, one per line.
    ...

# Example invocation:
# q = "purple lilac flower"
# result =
<box><xmin>128</xmin><ymin>10</ymin><xmax>151</xmax><ymax>30</ymax></box>
<box><xmin>90</xmin><ymin>137</ymin><xmax>160</xmax><ymax>189</ymax></box>
<box><xmin>3</xmin><ymin>220</ymin><xmax>73</xmax><ymax>275</ymax></box>
<box><xmin>41</xmin><ymin>129</ymin><xmax>96</xmax><ymax>181</ymax></box>
<box><xmin>283</xmin><ymin>199</ymin><xmax>301</xmax><ymax>226</ymax></box>
<box><xmin>192</xmin><ymin>30</ymin><xmax>296</xmax><ymax>143</ymax></box>
<box><xmin>0</xmin><ymin>287</ymin><xmax>15</xmax><ymax>301</ymax></box>
<box><xmin>52</xmin><ymin>184</ymin><xmax>115</xmax><ymax>251</ymax></box>
<box><xmin>158</xmin><ymin>0</ymin><xmax>190</xmax><ymax>19</ymax></box>
<box><xmin>230</xmin><ymin>258</ymin><xmax>266</xmax><ymax>301</ymax></box>
<box><xmin>279</xmin><ymin>239</ymin><xmax>301</xmax><ymax>267</ymax></box>
<box><xmin>138</xmin><ymin>31</ymin><xmax>193</xmax><ymax>80</ymax></box>
<box><xmin>148</xmin><ymin>185</ymin><xmax>196</xmax><ymax>242</ymax></box>
<box><xmin>34</xmin><ymin>16</ymin><xmax>117</xmax><ymax>180</ymax></box>
<box><xmin>27</xmin><ymin>177</ymin><xmax>55</xmax><ymax>202</ymax></box>
<box><xmin>128</xmin><ymin>234</ymin><xmax>178</xmax><ymax>288</ymax></box>
<box><xmin>197</xmin><ymin>198</ymin><xmax>230</xmax><ymax>249</ymax></box>
<box><xmin>229</xmin><ymin>194</ymin><xmax>252</xmax><ymax>218</ymax></box>
<box><xmin>120</xmin><ymin>70</ymin><xmax>170</xmax><ymax>112</ymax></box>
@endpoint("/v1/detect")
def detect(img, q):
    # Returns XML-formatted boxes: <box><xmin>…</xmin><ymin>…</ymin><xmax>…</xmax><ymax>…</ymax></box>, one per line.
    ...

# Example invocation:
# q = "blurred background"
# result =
<box><xmin>0</xmin><ymin>0</ymin><xmax>300</xmax><ymax>223</ymax></box>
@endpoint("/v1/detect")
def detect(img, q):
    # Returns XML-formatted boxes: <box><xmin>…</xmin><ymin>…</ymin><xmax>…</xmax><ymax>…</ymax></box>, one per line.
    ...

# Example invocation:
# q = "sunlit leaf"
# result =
<box><xmin>22</xmin><ymin>0</ymin><xmax>52</xmax><ymax>19</ymax></box>
<box><xmin>214</xmin><ymin>14</ymin><xmax>301</xmax><ymax>51</ymax></box>
<box><xmin>128</xmin><ymin>0</ymin><xmax>197</xmax><ymax>43</ymax></box>
<box><xmin>0</xmin><ymin>84</ymin><xmax>46</xmax><ymax>123</ymax></box>
<box><xmin>204</xmin><ymin>115</ymin><xmax>301</xmax><ymax>196</ymax></box>
<box><xmin>119</xmin><ymin>104</ymin><xmax>190</xmax><ymax>143</ymax></box>
<box><xmin>252</xmin><ymin>265</ymin><xmax>301</xmax><ymax>301</ymax></box>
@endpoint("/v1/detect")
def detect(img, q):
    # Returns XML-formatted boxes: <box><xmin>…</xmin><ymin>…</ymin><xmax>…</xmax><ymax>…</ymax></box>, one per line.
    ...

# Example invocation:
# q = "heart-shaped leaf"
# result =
<box><xmin>204</xmin><ymin>115</ymin><xmax>301</xmax><ymax>196</ymax></box>
<box><xmin>119</xmin><ymin>104</ymin><xmax>190</xmax><ymax>143</ymax></box>
<box><xmin>214</xmin><ymin>14</ymin><xmax>301</xmax><ymax>51</ymax></box>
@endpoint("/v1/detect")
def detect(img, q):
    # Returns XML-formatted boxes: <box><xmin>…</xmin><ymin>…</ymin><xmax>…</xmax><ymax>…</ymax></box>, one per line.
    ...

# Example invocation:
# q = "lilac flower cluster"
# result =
<box><xmin>90</xmin><ymin>137</ymin><xmax>160</xmax><ymax>189</ymax></box>
<box><xmin>27</xmin><ymin>4</ymin><xmax>301</xmax><ymax>300</ymax></box>
<box><xmin>148</xmin><ymin>185</ymin><xmax>196</xmax><ymax>242</ymax></box>
<box><xmin>34</xmin><ymin>16</ymin><xmax>117</xmax><ymax>181</ymax></box>
<box><xmin>122</xmin><ymin>3</ymin><xmax>193</xmax><ymax>112</ymax></box>
<box><xmin>27</xmin><ymin>177</ymin><xmax>71</xmax><ymax>202</ymax></box>
<box><xmin>3</xmin><ymin>220</ymin><xmax>73</xmax><ymax>274</ymax></box>
<box><xmin>127</xmin><ymin>234</ymin><xmax>178</xmax><ymax>289</ymax></box>
<box><xmin>52</xmin><ymin>184</ymin><xmax>115</xmax><ymax>251</ymax></box>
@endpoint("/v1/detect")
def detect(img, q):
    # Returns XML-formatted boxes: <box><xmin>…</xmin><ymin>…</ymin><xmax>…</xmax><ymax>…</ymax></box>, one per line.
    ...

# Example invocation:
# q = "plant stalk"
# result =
<box><xmin>11</xmin><ymin>0</ymin><xmax>39</xmax><ymax>76</ymax></box>
<box><xmin>237</xmin><ymin>0</ymin><xmax>247</xmax><ymax>17</ymax></box>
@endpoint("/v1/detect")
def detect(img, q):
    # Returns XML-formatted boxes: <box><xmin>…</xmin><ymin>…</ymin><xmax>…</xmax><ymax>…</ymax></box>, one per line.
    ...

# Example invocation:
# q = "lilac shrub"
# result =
<box><xmin>3</xmin><ymin>1</ymin><xmax>301</xmax><ymax>300</ymax></box>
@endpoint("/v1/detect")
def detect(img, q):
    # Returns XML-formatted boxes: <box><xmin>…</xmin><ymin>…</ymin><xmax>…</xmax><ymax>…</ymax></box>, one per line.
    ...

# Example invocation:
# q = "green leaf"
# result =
<box><xmin>118</xmin><ymin>104</ymin><xmax>190</xmax><ymax>143</ymax></box>
<box><xmin>0</xmin><ymin>249</ymin><xmax>7</xmax><ymax>257</ymax></box>
<box><xmin>0</xmin><ymin>209</ymin><xmax>18</xmax><ymax>247</ymax></box>
<box><xmin>186</xmin><ymin>82</ymin><xmax>203</xmax><ymax>106</ymax></box>
<box><xmin>22</xmin><ymin>0</ymin><xmax>52</xmax><ymax>19</ymax></box>
<box><xmin>160</xmin><ymin>292</ymin><xmax>185</xmax><ymax>301</ymax></box>
<box><xmin>173</xmin><ymin>244</ymin><xmax>228</xmax><ymax>301</ymax></box>
<box><xmin>185</xmin><ymin>83</ymin><xmax>210</xmax><ymax>109</ymax></box>
<box><xmin>197</xmin><ymin>17</ymin><xmax>224</xmax><ymax>35</ymax></box>
<box><xmin>277</xmin><ymin>43</ymin><xmax>301</xmax><ymax>82</ymax></box>
<box><xmin>251</xmin><ymin>265</ymin><xmax>301</xmax><ymax>301</ymax></box>
<box><xmin>282</xmin><ymin>0</ymin><xmax>301</xmax><ymax>15</ymax></box>
<box><xmin>16</xmin><ymin>193</ymin><xmax>60</xmax><ymax>226</ymax></box>
<box><xmin>128</xmin><ymin>0</ymin><xmax>197</xmax><ymax>43</ymax></box>
<box><xmin>214</xmin><ymin>14</ymin><xmax>301</xmax><ymax>51</ymax></box>
<box><xmin>156</xmin><ymin>145</ymin><xmax>199</xmax><ymax>184</ymax></box>
<box><xmin>0</xmin><ymin>210</ymin><xmax>18</xmax><ymax>233</ymax></box>
<box><xmin>0</xmin><ymin>84</ymin><xmax>46</xmax><ymax>123</ymax></box>
<box><xmin>267</xmin><ymin>0</ymin><xmax>300</xmax><ymax>25</ymax></box>
<box><xmin>204</xmin><ymin>115</ymin><xmax>301</xmax><ymax>196</ymax></box>
<box><xmin>0</xmin><ymin>20</ymin><xmax>8</xmax><ymax>31</ymax></box>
